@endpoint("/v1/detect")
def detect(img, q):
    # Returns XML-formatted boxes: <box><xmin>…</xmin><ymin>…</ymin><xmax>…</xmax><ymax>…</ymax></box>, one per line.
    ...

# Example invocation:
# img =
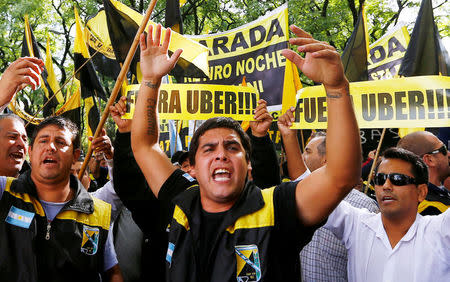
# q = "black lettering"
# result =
<box><xmin>266</xmin><ymin>19</ymin><xmax>284</xmax><ymax>42</ymax></box>
<box><xmin>249</xmin><ymin>25</ymin><xmax>266</xmax><ymax>47</ymax></box>
<box><xmin>369</xmin><ymin>46</ymin><xmax>386</xmax><ymax>64</ymax></box>
<box><xmin>230</xmin><ymin>32</ymin><xmax>249</xmax><ymax>52</ymax></box>
<box><xmin>435</xmin><ymin>89</ymin><xmax>445</xmax><ymax>119</ymax></box>
<box><xmin>200</xmin><ymin>90</ymin><xmax>213</xmax><ymax>113</ymax></box>
<box><xmin>304</xmin><ymin>98</ymin><xmax>316</xmax><ymax>123</ymax></box>
<box><xmin>426</xmin><ymin>89</ymin><xmax>435</xmax><ymax>119</ymax></box>
<box><xmin>294</xmin><ymin>99</ymin><xmax>303</xmax><ymax>122</ymax></box>
<box><xmin>387</xmin><ymin>37</ymin><xmax>406</xmax><ymax>57</ymax></box>
<box><xmin>224</xmin><ymin>91</ymin><xmax>236</xmax><ymax>114</ymax></box>
<box><xmin>377</xmin><ymin>93</ymin><xmax>393</xmax><ymax>120</ymax></box>
<box><xmin>362</xmin><ymin>94</ymin><xmax>376</xmax><ymax>121</ymax></box>
<box><xmin>198</xmin><ymin>40</ymin><xmax>212</xmax><ymax>56</ymax></box>
<box><xmin>317</xmin><ymin>97</ymin><xmax>327</xmax><ymax>122</ymax></box>
<box><xmin>187</xmin><ymin>90</ymin><xmax>199</xmax><ymax>114</ymax></box>
<box><xmin>168</xmin><ymin>90</ymin><xmax>181</xmax><ymax>113</ymax></box>
<box><xmin>394</xmin><ymin>92</ymin><xmax>408</xmax><ymax>120</ymax></box>
<box><xmin>158</xmin><ymin>90</ymin><xmax>168</xmax><ymax>113</ymax></box>
<box><xmin>214</xmin><ymin>91</ymin><xmax>224</xmax><ymax>114</ymax></box>
<box><xmin>212</xmin><ymin>37</ymin><xmax>229</xmax><ymax>55</ymax></box>
<box><xmin>408</xmin><ymin>90</ymin><xmax>425</xmax><ymax>120</ymax></box>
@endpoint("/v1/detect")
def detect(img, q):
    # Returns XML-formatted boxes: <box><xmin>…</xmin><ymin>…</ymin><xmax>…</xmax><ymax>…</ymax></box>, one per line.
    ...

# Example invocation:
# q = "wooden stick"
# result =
<box><xmin>364</xmin><ymin>128</ymin><xmax>386</xmax><ymax>194</ymax></box>
<box><xmin>78</xmin><ymin>0</ymin><xmax>158</xmax><ymax>179</ymax></box>
<box><xmin>300</xmin><ymin>129</ymin><xmax>305</xmax><ymax>152</ymax></box>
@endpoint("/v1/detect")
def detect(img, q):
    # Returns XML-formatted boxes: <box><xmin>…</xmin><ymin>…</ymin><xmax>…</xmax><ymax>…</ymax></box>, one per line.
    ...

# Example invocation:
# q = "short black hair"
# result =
<box><xmin>375</xmin><ymin>147</ymin><xmax>428</xmax><ymax>185</ymax></box>
<box><xmin>30</xmin><ymin>116</ymin><xmax>80</xmax><ymax>150</ymax></box>
<box><xmin>188</xmin><ymin>117</ymin><xmax>251</xmax><ymax>166</ymax></box>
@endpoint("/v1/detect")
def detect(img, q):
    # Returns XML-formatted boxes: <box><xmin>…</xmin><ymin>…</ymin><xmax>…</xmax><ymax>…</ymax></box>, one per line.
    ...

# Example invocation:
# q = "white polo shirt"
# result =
<box><xmin>324</xmin><ymin>201</ymin><xmax>450</xmax><ymax>282</ymax></box>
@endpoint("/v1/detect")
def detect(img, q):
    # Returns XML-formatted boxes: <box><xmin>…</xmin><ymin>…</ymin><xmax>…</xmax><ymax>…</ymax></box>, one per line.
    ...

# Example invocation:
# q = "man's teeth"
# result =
<box><xmin>10</xmin><ymin>152</ymin><xmax>23</xmax><ymax>158</ymax></box>
<box><xmin>214</xmin><ymin>168</ymin><xmax>230</xmax><ymax>175</ymax></box>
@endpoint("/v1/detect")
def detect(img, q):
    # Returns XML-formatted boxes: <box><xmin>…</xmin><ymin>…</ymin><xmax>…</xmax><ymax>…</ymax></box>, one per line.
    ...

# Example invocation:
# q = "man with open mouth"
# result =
<box><xmin>128</xmin><ymin>24</ymin><xmax>361</xmax><ymax>281</ymax></box>
<box><xmin>323</xmin><ymin>147</ymin><xmax>450</xmax><ymax>281</ymax></box>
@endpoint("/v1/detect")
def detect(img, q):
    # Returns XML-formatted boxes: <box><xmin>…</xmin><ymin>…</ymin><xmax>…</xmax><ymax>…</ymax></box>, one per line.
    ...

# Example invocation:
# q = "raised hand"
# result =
<box><xmin>89</xmin><ymin>128</ymin><xmax>114</xmax><ymax>160</ymax></box>
<box><xmin>250</xmin><ymin>99</ymin><xmax>273</xmax><ymax>137</ymax></box>
<box><xmin>139</xmin><ymin>24</ymin><xmax>183</xmax><ymax>84</ymax></box>
<box><xmin>110</xmin><ymin>96</ymin><xmax>132</xmax><ymax>133</ymax></box>
<box><xmin>0</xmin><ymin>57</ymin><xmax>44</xmax><ymax>106</ymax></box>
<box><xmin>277</xmin><ymin>107</ymin><xmax>296</xmax><ymax>137</ymax></box>
<box><xmin>281</xmin><ymin>25</ymin><xmax>348</xmax><ymax>93</ymax></box>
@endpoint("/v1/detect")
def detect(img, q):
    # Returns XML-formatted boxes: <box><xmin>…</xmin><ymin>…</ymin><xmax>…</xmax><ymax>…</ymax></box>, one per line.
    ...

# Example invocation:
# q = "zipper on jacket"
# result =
<box><xmin>45</xmin><ymin>222</ymin><xmax>51</xmax><ymax>240</ymax></box>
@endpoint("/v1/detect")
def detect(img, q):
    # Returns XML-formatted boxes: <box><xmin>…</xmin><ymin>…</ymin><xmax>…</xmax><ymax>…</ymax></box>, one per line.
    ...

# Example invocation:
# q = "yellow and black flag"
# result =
<box><xmin>85</xmin><ymin>8</ymin><xmax>121</xmax><ymax>79</ymax></box>
<box><xmin>102</xmin><ymin>0</ymin><xmax>208</xmax><ymax>81</ymax></box>
<box><xmin>74</xmin><ymin>8</ymin><xmax>108</xmax><ymax>102</ymax></box>
<box><xmin>21</xmin><ymin>16</ymin><xmax>64</xmax><ymax>116</ymax></box>
<box><xmin>341</xmin><ymin>5</ymin><xmax>369</xmax><ymax>82</ymax></box>
<box><xmin>165</xmin><ymin>0</ymin><xmax>183</xmax><ymax>34</ymax></box>
<box><xmin>56</xmin><ymin>83</ymin><xmax>81</xmax><ymax>127</ymax></box>
<box><xmin>398</xmin><ymin>0</ymin><xmax>450</xmax><ymax>76</ymax></box>
<box><xmin>103</xmin><ymin>0</ymin><xmax>141</xmax><ymax>83</ymax></box>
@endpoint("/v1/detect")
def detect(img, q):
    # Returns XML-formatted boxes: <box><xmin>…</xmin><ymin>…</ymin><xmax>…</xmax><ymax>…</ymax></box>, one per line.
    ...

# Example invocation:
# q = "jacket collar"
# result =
<box><xmin>173</xmin><ymin>180</ymin><xmax>265</xmax><ymax>223</ymax></box>
<box><xmin>11</xmin><ymin>171</ymin><xmax>94</xmax><ymax>214</ymax></box>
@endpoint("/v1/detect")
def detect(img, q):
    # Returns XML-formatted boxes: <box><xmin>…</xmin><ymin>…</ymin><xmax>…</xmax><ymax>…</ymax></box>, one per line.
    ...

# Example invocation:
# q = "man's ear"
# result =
<box><xmin>73</xmin><ymin>149</ymin><xmax>81</xmax><ymax>165</ymax></box>
<box><xmin>422</xmin><ymin>154</ymin><xmax>434</xmax><ymax>168</ymax></box>
<box><xmin>417</xmin><ymin>183</ymin><xmax>428</xmax><ymax>203</ymax></box>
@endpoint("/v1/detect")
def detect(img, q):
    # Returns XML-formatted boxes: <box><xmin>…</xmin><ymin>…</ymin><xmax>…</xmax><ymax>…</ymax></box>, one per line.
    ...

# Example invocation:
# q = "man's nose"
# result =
<box><xmin>215</xmin><ymin>147</ymin><xmax>228</xmax><ymax>161</ymax></box>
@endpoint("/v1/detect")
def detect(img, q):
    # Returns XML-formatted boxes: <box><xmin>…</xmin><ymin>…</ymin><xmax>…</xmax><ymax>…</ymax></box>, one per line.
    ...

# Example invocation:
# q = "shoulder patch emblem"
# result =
<box><xmin>235</xmin><ymin>244</ymin><xmax>261</xmax><ymax>281</ymax></box>
<box><xmin>5</xmin><ymin>206</ymin><xmax>35</xmax><ymax>229</ymax></box>
<box><xmin>81</xmin><ymin>225</ymin><xmax>99</xmax><ymax>255</ymax></box>
<box><xmin>182</xmin><ymin>173</ymin><xmax>195</xmax><ymax>182</ymax></box>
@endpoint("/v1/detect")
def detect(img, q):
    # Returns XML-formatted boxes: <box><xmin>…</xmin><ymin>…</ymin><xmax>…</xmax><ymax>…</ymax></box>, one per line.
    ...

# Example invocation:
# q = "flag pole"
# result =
<box><xmin>364</xmin><ymin>128</ymin><xmax>386</xmax><ymax>194</ymax></box>
<box><xmin>78</xmin><ymin>0</ymin><xmax>159</xmax><ymax>180</ymax></box>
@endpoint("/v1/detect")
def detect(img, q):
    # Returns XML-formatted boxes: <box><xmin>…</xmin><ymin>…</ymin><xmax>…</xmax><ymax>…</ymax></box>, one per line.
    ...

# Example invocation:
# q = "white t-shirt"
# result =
<box><xmin>324</xmin><ymin>201</ymin><xmax>450</xmax><ymax>282</ymax></box>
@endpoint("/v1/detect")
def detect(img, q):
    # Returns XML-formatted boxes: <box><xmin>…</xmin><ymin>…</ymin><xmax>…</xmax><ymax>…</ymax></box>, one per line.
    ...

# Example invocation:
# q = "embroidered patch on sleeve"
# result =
<box><xmin>81</xmin><ymin>225</ymin><xmax>99</xmax><ymax>255</ymax></box>
<box><xmin>235</xmin><ymin>244</ymin><xmax>261</xmax><ymax>282</ymax></box>
<box><xmin>5</xmin><ymin>206</ymin><xmax>35</xmax><ymax>229</ymax></box>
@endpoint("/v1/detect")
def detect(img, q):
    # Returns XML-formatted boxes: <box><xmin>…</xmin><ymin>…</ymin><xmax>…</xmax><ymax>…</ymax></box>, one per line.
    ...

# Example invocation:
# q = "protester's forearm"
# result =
<box><xmin>131</xmin><ymin>80</ymin><xmax>161</xmax><ymax>151</ymax></box>
<box><xmin>281</xmin><ymin>131</ymin><xmax>307</xmax><ymax>180</ymax></box>
<box><xmin>324</xmin><ymin>82</ymin><xmax>361</xmax><ymax>187</ymax></box>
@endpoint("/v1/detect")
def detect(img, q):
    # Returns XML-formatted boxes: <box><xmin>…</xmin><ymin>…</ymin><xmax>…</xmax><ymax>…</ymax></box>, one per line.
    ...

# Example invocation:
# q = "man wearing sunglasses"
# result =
<box><xmin>323</xmin><ymin>147</ymin><xmax>450</xmax><ymax>281</ymax></box>
<box><xmin>397</xmin><ymin>131</ymin><xmax>450</xmax><ymax>215</ymax></box>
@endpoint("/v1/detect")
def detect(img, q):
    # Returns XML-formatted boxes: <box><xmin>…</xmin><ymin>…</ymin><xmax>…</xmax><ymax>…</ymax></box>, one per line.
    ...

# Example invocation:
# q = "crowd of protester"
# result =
<box><xmin>0</xmin><ymin>24</ymin><xmax>448</xmax><ymax>281</ymax></box>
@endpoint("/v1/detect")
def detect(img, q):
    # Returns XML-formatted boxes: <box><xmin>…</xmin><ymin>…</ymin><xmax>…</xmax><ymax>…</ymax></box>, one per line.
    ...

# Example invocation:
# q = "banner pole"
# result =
<box><xmin>364</xmin><ymin>128</ymin><xmax>386</xmax><ymax>194</ymax></box>
<box><xmin>79</xmin><ymin>0</ymin><xmax>159</xmax><ymax>180</ymax></box>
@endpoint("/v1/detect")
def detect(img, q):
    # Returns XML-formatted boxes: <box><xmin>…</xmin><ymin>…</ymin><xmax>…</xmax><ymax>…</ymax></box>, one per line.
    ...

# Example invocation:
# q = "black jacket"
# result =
<box><xmin>0</xmin><ymin>171</ymin><xmax>111</xmax><ymax>282</ymax></box>
<box><xmin>112</xmin><ymin>131</ymin><xmax>281</xmax><ymax>281</ymax></box>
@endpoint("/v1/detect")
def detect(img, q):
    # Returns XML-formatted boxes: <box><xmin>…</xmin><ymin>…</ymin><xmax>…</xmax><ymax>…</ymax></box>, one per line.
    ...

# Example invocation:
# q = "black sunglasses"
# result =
<box><xmin>374</xmin><ymin>173</ymin><xmax>417</xmax><ymax>186</ymax></box>
<box><xmin>424</xmin><ymin>145</ymin><xmax>448</xmax><ymax>156</ymax></box>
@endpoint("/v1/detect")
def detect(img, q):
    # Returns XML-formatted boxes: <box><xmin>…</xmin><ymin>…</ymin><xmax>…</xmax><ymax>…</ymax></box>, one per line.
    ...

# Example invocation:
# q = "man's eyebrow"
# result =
<box><xmin>224</xmin><ymin>140</ymin><xmax>240</xmax><ymax>146</ymax></box>
<box><xmin>36</xmin><ymin>134</ymin><xmax>50</xmax><ymax>139</ymax></box>
<box><xmin>200</xmin><ymin>142</ymin><xmax>218</xmax><ymax>148</ymax></box>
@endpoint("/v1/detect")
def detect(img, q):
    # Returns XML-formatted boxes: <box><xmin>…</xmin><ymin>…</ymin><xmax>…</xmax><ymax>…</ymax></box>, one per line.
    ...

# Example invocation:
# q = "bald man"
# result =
<box><xmin>397</xmin><ymin>131</ymin><xmax>450</xmax><ymax>215</ymax></box>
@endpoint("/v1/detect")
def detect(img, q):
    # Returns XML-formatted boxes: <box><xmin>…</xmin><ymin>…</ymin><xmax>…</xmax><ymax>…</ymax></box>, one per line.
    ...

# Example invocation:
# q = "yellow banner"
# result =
<box><xmin>368</xmin><ymin>26</ymin><xmax>410</xmax><ymax>80</ymax></box>
<box><xmin>123</xmin><ymin>84</ymin><xmax>259</xmax><ymax>121</ymax></box>
<box><xmin>291</xmin><ymin>76</ymin><xmax>450</xmax><ymax>129</ymax></box>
